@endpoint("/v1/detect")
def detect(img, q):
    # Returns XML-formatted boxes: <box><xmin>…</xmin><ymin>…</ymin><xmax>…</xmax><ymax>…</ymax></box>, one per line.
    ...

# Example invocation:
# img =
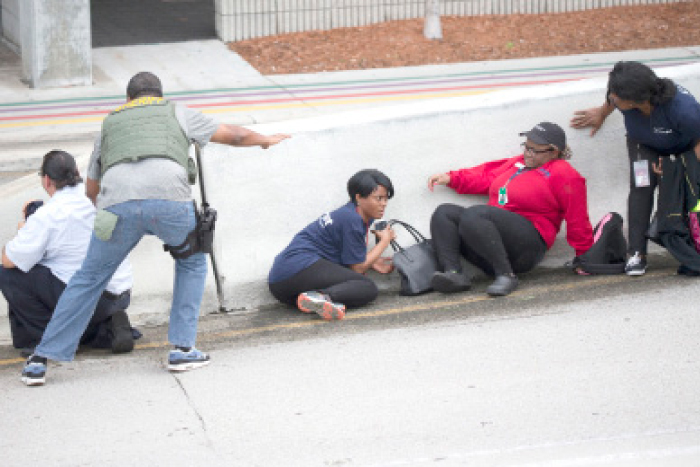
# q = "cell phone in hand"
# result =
<box><xmin>24</xmin><ymin>200</ymin><xmax>44</xmax><ymax>218</ymax></box>
<box><xmin>373</xmin><ymin>220</ymin><xmax>387</xmax><ymax>231</ymax></box>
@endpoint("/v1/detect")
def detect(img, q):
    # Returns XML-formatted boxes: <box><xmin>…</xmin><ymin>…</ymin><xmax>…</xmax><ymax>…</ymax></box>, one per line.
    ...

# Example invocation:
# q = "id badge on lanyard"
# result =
<box><xmin>633</xmin><ymin>144</ymin><xmax>650</xmax><ymax>188</ymax></box>
<box><xmin>498</xmin><ymin>187</ymin><xmax>508</xmax><ymax>206</ymax></box>
<box><xmin>498</xmin><ymin>164</ymin><xmax>525</xmax><ymax>206</ymax></box>
<box><xmin>633</xmin><ymin>160</ymin><xmax>650</xmax><ymax>187</ymax></box>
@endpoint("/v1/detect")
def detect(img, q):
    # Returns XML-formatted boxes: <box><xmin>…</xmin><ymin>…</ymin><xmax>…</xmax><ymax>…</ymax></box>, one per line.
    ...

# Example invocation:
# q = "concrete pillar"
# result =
<box><xmin>1</xmin><ymin>0</ymin><xmax>22</xmax><ymax>52</ymax></box>
<box><xmin>20</xmin><ymin>0</ymin><xmax>91</xmax><ymax>88</ymax></box>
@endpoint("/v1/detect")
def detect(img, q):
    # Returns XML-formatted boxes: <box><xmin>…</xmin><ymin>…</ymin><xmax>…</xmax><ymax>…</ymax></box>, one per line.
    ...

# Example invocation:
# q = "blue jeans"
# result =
<box><xmin>36</xmin><ymin>200</ymin><xmax>207</xmax><ymax>361</ymax></box>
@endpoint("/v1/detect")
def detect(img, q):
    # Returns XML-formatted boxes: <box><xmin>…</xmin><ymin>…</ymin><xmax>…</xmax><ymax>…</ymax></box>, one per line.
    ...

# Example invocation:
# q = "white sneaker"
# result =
<box><xmin>625</xmin><ymin>252</ymin><xmax>647</xmax><ymax>276</ymax></box>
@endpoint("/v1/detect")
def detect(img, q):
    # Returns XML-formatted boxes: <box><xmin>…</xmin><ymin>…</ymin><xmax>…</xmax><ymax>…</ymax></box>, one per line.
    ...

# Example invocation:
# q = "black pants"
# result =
<box><xmin>627</xmin><ymin>137</ymin><xmax>663</xmax><ymax>255</ymax></box>
<box><xmin>269</xmin><ymin>258</ymin><xmax>378</xmax><ymax>309</ymax></box>
<box><xmin>0</xmin><ymin>264</ymin><xmax>131</xmax><ymax>349</ymax></box>
<box><xmin>430</xmin><ymin>203</ymin><xmax>546</xmax><ymax>276</ymax></box>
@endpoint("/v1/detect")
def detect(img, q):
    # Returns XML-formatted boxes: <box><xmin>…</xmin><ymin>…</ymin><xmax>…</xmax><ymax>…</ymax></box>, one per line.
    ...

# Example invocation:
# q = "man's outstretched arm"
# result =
<box><xmin>209</xmin><ymin>124</ymin><xmax>290</xmax><ymax>149</ymax></box>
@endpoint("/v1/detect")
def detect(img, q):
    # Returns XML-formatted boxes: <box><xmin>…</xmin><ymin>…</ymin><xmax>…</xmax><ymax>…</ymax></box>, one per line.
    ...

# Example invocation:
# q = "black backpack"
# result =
<box><xmin>571</xmin><ymin>212</ymin><xmax>627</xmax><ymax>274</ymax></box>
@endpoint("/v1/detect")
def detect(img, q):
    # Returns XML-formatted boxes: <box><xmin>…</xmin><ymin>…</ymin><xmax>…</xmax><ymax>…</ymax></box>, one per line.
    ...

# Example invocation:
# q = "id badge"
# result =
<box><xmin>633</xmin><ymin>160</ymin><xmax>650</xmax><ymax>187</ymax></box>
<box><xmin>498</xmin><ymin>187</ymin><xmax>508</xmax><ymax>206</ymax></box>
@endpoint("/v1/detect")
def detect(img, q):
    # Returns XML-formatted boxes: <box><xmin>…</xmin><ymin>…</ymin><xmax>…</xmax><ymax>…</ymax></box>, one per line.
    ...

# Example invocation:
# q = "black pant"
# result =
<box><xmin>430</xmin><ymin>203</ymin><xmax>546</xmax><ymax>276</ymax></box>
<box><xmin>627</xmin><ymin>137</ymin><xmax>663</xmax><ymax>255</ymax></box>
<box><xmin>269</xmin><ymin>258</ymin><xmax>378</xmax><ymax>309</ymax></box>
<box><xmin>0</xmin><ymin>264</ymin><xmax>130</xmax><ymax>349</ymax></box>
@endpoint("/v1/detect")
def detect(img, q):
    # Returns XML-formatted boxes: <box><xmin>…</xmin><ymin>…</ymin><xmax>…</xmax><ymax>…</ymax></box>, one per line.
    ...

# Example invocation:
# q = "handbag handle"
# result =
<box><xmin>387</xmin><ymin>219</ymin><xmax>428</xmax><ymax>252</ymax></box>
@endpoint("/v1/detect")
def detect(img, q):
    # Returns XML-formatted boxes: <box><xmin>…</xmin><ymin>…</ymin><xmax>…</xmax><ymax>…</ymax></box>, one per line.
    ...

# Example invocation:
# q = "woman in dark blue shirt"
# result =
<box><xmin>571</xmin><ymin>61</ymin><xmax>700</xmax><ymax>276</ymax></box>
<box><xmin>268</xmin><ymin>169</ymin><xmax>396</xmax><ymax>320</ymax></box>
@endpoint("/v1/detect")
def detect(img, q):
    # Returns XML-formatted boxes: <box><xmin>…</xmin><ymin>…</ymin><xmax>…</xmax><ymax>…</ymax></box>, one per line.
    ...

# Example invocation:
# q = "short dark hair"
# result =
<box><xmin>347</xmin><ymin>169</ymin><xmax>394</xmax><ymax>205</ymax></box>
<box><xmin>126</xmin><ymin>72</ymin><xmax>163</xmax><ymax>100</ymax></box>
<box><xmin>40</xmin><ymin>150</ymin><xmax>83</xmax><ymax>190</ymax></box>
<box><xmin>607</xmin><ymin>61</ymin><xmax>676</xmax><ymax>106</ymax></box>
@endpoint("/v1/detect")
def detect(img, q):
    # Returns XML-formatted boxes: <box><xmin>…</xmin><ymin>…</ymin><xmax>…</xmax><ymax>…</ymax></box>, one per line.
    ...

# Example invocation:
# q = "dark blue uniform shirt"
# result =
<box><xmin>268</xmin><ymin>202</ymin><xmax>368</xmax><ymax>284</ymax></box>
<box><xmin>622</xmin><ymin>84</ymin><xmax>700</xmax><ymax>155</ymax></box>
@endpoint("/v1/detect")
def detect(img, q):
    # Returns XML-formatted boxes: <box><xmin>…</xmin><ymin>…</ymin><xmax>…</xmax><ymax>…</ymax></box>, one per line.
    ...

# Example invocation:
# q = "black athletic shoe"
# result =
<box><xmin>625</xmin><ymin>252</ymin><xmax>647</xmax><ymax>276</ymax></box>
<box><xmin>109</xmin><ymin>309</ymin><xmax>134</xmax><ymax>354</ymax></box>
<box><xmin>431</xmin><ymin>271</ymin><xmax>471</xmax><ymax>293</ymax></box>
<box><xmin>486</xmin><ymin>274</ymin><xmax>518</xmax><ymax>297</ymax></box>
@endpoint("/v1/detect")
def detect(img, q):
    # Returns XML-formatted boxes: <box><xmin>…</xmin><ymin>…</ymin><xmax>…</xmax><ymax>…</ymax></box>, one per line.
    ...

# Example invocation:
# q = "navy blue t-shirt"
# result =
<box><xmin>622</xmin><ymin>84</ymin><xmax>700</xmax><ymax>155</ymax></box>
<box><xmin>268</xmin><ymin>202</ymin><xmax>369</xmax><ymax>284</ymax></box>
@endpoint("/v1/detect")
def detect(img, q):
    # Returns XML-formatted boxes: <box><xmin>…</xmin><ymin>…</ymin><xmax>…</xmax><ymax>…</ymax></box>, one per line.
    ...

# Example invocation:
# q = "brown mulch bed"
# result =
<box><xmin>229</xmin><ymin>1</ymin><xmax>700</xmax><ymax>75</ymax></box>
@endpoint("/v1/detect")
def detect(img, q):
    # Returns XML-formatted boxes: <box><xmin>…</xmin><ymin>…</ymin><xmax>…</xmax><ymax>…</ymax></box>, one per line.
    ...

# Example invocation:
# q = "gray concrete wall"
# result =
<box><xmin>1</xmin><ymin>0</ymin><xmax>20</xmax><ymax>52</ymax></box>
<box><xmin>20</xmin><ymin>0</ymin><xmax>91</xmax><ymax>88</ymax></box>
<box><xmin>0</xmin><ymin>63</ymin><xmax>699</xmax><ymax>339</ymax></box>
<box><xmin>217</xmin><ymin>0</ymin><xmax>691</xmax><ymax>42</ymax></box>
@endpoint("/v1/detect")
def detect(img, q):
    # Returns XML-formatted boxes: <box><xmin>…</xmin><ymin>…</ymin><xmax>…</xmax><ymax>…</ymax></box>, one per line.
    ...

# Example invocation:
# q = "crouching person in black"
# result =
<box><xmin>0</xmin><ymin>150</ymin><xmax>136</xmax><ymax>357</ymax></box>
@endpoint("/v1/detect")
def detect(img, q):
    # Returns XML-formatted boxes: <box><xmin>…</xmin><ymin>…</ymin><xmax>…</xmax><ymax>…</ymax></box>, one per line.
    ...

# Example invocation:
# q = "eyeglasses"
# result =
<box><xmin>521</xmin><ymin>143</ymin><xmax>553</xmax><ymax>154</ymax></box>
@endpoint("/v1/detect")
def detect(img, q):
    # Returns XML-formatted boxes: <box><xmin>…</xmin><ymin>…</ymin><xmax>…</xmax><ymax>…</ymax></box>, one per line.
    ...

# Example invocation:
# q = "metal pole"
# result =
<box><xmin>194</xmin><ymin>143</ymin><xmax>227</xmax><ymax>312</ymax></box>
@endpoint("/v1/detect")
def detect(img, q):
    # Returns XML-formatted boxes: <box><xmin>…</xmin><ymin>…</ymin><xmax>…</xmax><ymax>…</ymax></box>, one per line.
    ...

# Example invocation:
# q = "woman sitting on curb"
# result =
<box><xmin>268</xmin><ymin>169</ymin><xmax>396</xmax><ymax>320</ymax></box>
<box><xmin>427</xmin><ymin>122</ymin><xmax>594</xmax><ymax>297</ymax></box>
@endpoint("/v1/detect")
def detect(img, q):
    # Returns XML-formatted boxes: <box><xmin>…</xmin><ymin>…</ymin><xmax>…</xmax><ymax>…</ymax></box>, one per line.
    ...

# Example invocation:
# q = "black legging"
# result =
<box><xmin>626</xmin><ymin>137</ymin><xmax>662</xmax><ymax>255</ymax></box>
<box><xmin>430</xmin><ymin>203</ymin><xmax>546</xmax><ymax>276</ymax></box>
<box><xmin>268</xmin><ymin>258</ymin><xmax>378</xmax><ymax>309</ymax></box>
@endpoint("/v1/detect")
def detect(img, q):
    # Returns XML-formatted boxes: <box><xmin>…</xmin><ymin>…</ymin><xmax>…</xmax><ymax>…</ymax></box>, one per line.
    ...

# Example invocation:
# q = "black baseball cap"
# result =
<box><xmin>519</xmin><ymin>122</ymin><xmax>566</xmax><ymax>151</ymax></box>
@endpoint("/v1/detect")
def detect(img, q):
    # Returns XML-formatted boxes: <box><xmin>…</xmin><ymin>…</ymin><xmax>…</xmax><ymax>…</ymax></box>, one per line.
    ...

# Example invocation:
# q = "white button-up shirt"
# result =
<box><xmin>5</xmin><ymin>183</ymin><xmax>132</xmax><ymax>294</ymax></box>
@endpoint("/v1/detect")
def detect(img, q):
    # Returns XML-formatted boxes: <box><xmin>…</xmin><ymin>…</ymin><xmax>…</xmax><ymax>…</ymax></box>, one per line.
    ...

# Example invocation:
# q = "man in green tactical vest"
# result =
<box><xmin>21</xmin><ymin>72</ymin><xmax>290</xmax><ymax>386</ymax></box>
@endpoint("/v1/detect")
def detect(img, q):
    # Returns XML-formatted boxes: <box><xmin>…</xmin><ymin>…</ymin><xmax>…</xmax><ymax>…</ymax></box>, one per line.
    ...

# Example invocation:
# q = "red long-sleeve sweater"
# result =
<box><xmin>447</xmin><ymin>155</ymin><xmax>593</xmax><ymax>256</ymax></box>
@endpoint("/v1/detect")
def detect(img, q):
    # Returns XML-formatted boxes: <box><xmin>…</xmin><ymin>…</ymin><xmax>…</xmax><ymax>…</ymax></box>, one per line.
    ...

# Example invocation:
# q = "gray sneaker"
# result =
<box><xmin>431</xmin><ymin>271</ymin><xmax>471</xmax><ymax>293</ymax></box>
<box><xmin>297</xmin><ymin>291</ymin><xmax>346</xmax><ymax>320</ymax></box>
<box><xmin>168</xmin><ymin>347</ymin><xmax>210</xmax><ymax>372</ymax></box>
<box><xmin>486</xmin><ymin>274</ymin><xmax>519</xmax><ymax>297</ymax></box>
<box><xmin>21</xmin><ymin>355</ymin><xmax>47</xmax><ymax>386</ymax></box>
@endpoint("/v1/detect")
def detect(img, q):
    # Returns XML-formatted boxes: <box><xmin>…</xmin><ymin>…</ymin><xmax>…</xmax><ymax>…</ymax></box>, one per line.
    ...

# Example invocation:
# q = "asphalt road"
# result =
<box><xmin>1</xmin><ymin>254</ymin><xmax>699</xmax><ymax>466</ymax></box>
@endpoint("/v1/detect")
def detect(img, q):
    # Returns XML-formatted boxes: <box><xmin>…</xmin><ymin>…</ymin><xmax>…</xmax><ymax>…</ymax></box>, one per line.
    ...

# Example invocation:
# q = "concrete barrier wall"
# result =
<box><xmin>1</xmin><ymin>63</ymin><xmax>699</xmax><ymax>338</ymax></box>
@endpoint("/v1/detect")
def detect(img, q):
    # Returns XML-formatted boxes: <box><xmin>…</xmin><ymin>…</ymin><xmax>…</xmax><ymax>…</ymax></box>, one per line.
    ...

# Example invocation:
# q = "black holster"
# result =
<box><xmin>164</xmin><ymin>201</ymin><xmax>217</xmax><ymax>259</ymax></box>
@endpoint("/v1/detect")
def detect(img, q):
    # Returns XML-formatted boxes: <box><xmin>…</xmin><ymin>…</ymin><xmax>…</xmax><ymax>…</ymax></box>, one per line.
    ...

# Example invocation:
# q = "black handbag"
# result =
<box><xmin>388</xmin><ymin>220</ymin><xmax>439</xmax><ymax>296</ymax></box>
<box><xmin>570</xmin><ymin>212</ymin><xmax>627</xmax><ymax>274</ymax></box>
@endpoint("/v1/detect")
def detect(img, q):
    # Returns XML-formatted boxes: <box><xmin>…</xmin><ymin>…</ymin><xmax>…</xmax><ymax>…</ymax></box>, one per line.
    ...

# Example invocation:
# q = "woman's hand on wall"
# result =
<box><xmin>428</xmin><ymin>173</ymin><xmax>451</xmax><ymax>191</ymax></box>
<box><xmin>570</xmin><ymin>104</ymin><xmax>612</xmax><ymax>137</ymax></box>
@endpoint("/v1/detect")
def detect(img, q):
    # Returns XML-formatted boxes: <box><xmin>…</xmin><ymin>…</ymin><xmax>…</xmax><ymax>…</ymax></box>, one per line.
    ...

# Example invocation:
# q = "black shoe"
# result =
<box><xmin>109</xmin><ymin>309</ymin><xmax>134</xmax><ymax>354</ymax></box>
<box><xmin>486</xmin><ymin>274</ymin><xmax>518</xmax><ymax>297</ymax></box>
<box><xmin>678</xmin><ymin>264</ymin><xmax>700</xmax><ymax>276</ymax></box>
<box><xmin>431</xmin><ymin>271</ymin><xmax>471</xmax><ymax>293</ymax></box>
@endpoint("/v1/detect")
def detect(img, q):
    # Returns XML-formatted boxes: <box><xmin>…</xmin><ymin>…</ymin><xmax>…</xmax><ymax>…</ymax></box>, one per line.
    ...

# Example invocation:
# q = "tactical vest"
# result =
<box><xmin>100</xmin><ymin>97</ymin><xmax>195</xmax><ymax>183</ymax></box>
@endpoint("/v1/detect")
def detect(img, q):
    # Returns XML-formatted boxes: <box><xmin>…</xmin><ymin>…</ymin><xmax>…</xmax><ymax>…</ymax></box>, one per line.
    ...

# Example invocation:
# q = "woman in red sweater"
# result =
<box><xmin>427</xmin><ymin>122</ymin><xmax>593</xmax><ymax>296</ymax></box>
